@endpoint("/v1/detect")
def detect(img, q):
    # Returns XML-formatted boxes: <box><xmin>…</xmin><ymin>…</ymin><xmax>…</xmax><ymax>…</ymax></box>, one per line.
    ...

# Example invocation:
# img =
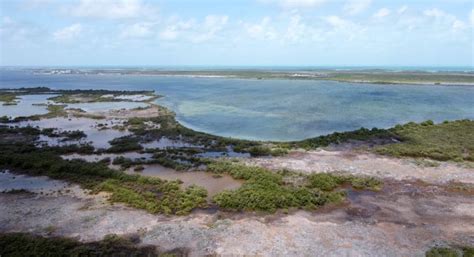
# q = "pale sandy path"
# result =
<box><xmin>248</xmin><ymin>149</ymin><xmax>474</xmax><ymax>184</ymax></box>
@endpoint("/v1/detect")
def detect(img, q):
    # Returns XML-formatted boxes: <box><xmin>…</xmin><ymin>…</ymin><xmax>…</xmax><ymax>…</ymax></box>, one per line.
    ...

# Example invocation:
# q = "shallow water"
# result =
<box><xmin>142</xmin><ymin>137</ymin><xmax>201</xmax><ymax>149</ymax></box>
<box><xmin>195</xmin><ymin>146</ymin><xmax>251</xmax><ymax>158</ymax></box>
<box><xmin>0</xmin><ymin>94</ymin><xmax>56</xmax><ymax>118</ymax></box>
<box><xmin>1</xmin><ymin>70</ymin><xmax>473</xmax><ymax>141</ymax></box>
<box><xmin>0</xmin><ymin>170</ymin><xmax>69</xmax><ymax>194</ymax></box>
<box><xmin>37</xmin><ymin>134</ymin><xmax>85</xmax><ymax>147</ymax></box>
<box><xmin>127</xmin><ymin>164</ymin><xmax>243</xmax><ymax>198</ymax></box>
<box><xmin>18</xmin><ymin>117</ymin><xmax>130</xmax><ymax>149</ymax></box>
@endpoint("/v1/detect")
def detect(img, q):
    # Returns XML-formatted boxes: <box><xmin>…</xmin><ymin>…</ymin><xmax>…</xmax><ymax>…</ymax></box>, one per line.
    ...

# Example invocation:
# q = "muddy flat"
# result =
<box><xmin>1</xmin><ymin>171</ymin><xmax>473</xmax><ymax>257</ymax></box>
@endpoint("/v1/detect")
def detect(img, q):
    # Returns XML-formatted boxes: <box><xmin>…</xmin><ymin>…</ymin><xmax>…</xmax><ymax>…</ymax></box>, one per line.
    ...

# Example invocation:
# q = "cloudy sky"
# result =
<box><xmin>1</xmin><ymin>0</ymin><xmax>473</xmax><ymax>66</ymax></box>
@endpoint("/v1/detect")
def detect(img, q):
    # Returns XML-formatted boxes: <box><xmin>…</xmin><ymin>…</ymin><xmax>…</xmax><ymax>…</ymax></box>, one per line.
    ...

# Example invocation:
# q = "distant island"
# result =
<box><xmin>28</xmin><ymin>67</ymin><xmax>474</xmax><ymax>86</ymax></box>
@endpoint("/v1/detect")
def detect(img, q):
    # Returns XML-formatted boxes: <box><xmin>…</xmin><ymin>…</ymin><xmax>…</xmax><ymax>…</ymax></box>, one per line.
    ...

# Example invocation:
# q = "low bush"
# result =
<box><xmin>209</xmin><ymin>161</ymin><xmax>353</xmax><ymax>212</ymax></box>
<box><xmin>425</xmin><ymin>246</ymin><xmax>474</xmax><ymax>257</ymax></box>
<box><xmin>307</xmin><ymin>173</ymin><xmax>382</xmax><ymax>191</ymax></box>
<box><xmin>0</xmin><ymin>233</ymin><xmax>188</xmax><ymax>257</ymax></box>
<box><xmin>377</xmin><ymin>120</ymin><xmax>474</xmax><ymax>162</ymax></box>
<box><xmin>107</xmin><ymin>136</ymin><xmax>143</xmax><ymax>153</ymax></box>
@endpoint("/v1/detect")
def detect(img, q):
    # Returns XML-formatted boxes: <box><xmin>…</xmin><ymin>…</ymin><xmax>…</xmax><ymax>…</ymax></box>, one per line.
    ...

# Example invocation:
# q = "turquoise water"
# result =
<box><xmin>1</xmin><ymin>70</ymin><xmax>473</xmax><ymax>141</ymax></box>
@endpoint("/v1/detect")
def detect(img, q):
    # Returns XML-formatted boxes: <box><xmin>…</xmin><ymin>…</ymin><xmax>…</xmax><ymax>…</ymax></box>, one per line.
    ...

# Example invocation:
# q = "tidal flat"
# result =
<box><xmin>0</xmin><ymin>79</ymin><xmax>473</xmax><ymax>256</ymax></box>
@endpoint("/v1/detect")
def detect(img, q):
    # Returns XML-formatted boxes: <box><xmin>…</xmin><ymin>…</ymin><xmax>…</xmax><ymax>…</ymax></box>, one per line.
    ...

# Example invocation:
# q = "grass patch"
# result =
<box><xmin>0</xmin><ymin>93</ymin><xmax>18</xmax><ymax>105</ymax></box>
<box><xmin>377</xmin><ymin>120</ymin><xmax>474</xmax><ymax>162</ymax></box>
<box><xmin>291</xmin><ymin>127</ymin><xmax>396</xmax><ymax>149</ymax></box>
<box><xmin>207</xmin><ymin>161</ymin><xmax>380</xmax><ymax>212</ymax></box>
<box><xmin>306</xmin><ymin>173</ymin><xmax>382</xmax><ymax>191</ymax></box>
<box><xmin>107</xmin><ymin>136</ymin><xmax>143</xmax><ymax>153</ymax></box>
<box><xmin>426</xmin><ymin>246</ymin><xmax>474</xmax><ymax>257</ymax></box>
<box><xmin>294</xmin><ymin>119</ymin><xmax>474</xmax><ymax>163</ymax></box>
<box><xmin>0</xmin><ymin>233</ymin><xmax>186</xmax><ymax>257</ymax></box>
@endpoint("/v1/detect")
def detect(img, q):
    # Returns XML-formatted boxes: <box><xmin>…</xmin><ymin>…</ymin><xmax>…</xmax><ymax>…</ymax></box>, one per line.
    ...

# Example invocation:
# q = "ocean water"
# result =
<box><xmin>1</xmin><ymin>69</ymin><xmax>473</xmax><ymax>141</ymax></box>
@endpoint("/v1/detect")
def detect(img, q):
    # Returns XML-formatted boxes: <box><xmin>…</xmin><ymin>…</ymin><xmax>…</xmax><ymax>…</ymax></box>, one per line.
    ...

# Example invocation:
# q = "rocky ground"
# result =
<box><xmin>1</xmin><ymin>154</ymin><xmax>473</xmax><ymax>256</ymax></box>
<box><xmin>248</xmin><ymin>147</ymin><xmax>474</xmax><ymax>185</ymax></box>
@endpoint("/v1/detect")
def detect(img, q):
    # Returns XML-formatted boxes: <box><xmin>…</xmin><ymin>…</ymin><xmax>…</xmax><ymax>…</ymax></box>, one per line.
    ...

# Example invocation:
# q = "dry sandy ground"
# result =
<box><xmin>90</xmin><ymin>104</ymin><xmax>167</xmax><ymax>119</ymax></box>
<box><xmin>248</xmin><ymin>149</ymin><xmax>474</xmax><ymax>184</ymax></box>
<box><xmin>1</xmin><ymin>171</ymin><xmax>473</xmax><ymax>257</ymax></box>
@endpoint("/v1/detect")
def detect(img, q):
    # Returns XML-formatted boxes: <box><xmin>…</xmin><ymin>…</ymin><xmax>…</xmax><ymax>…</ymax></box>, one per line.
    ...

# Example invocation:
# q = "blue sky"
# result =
<box><xmin>0</xmin><ymin>0</ymin><xmax>473</xmax><ymax>66</ymax></box>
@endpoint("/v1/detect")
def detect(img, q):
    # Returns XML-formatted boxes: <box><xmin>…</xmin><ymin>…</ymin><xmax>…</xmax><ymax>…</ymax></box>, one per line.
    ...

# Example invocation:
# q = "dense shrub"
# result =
<box><xmin>209</xmin><ymin>161</ymin><xmax>349</xmax><ymax>212</ymax></box>
<box><xmin>307</xmin><ymin>173</ymin><xmax>382</xmax><ymax>191</ymax></box>
<box><xmin>425</xmin><ymin>246</ymin><xmax>474</xmax><ymax>257</ymax></box>
<box><xmin>107</xmin><ymin>136</ymin><xmax>143</xmax><ymax>153</ymax></box>
<box><xmin>0</xmin><ymin>233</ymin><xmax>189</xmax><ymax>257</ymax></box>
<box><xmin>377</xmin><ymin>120</ymin><xmax>474</xmax><ymax>162</ymax></box>
<box><xmin>294</xmin><ymin>127</ymin><xmax>396</xmax><ymax>149</ymax></box>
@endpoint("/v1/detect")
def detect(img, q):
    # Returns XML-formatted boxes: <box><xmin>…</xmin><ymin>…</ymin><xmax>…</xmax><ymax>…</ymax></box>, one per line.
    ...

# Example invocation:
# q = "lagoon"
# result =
<box><xmin>1</xmin><ymin>69</ymin><xmax>473</xmax><ymax>141</ymax></box>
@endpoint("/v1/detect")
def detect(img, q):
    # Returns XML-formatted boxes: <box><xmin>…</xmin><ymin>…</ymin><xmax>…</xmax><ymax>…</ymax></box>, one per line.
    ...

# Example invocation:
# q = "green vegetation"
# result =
<box><xmin>325</xmin><ymin>71</ymin><xmax>474</xmax><ymax>85</ymax></box>
<box><xmin>124</xmin><ymin>114</ymin><xmax>283</xmax><ymax>158</ymax></box>
<box><xmin>107</xmin><ymin>136</ymin><xmax>143</xmax><ymax>153</ymax></box>
<box><xmin>41</xmin><ymin>128</ymin><xmax>87</xmax><ymax>140</ymax></box>
<box><xmin>307</xmin><ymin>173</ymin><xmax>382</xmax><ymax>191</ymax></box>
<box><xmin>294</xmin><ymin>119</ymin><xmax>474</xmax><ymax>162</ymax></box>
<box><xmin>0</xmin><ymin>127</ymin><xmax>207</xmax><ymax>215</ymax></box>
<box><xmin>0</xmin><ymin>233</ymin><xmax>187</xmax><ymax>257</ymax></box>
<box><xmin>377</xmin><ymin>120</ymin><xmax>474</xmax><ymax>162</ymax></box>
<box><xmin>48</xmin><ymin>92</ymin><xmax>158</xmax><ymax>104</ymax></box>
<box><xmin>426</xmin><ymin>246</ymin><xmax>474</xmax><ymax>257</ymax></box>
<box><xmin>292</xmin><ymin>127</ymin><xmax>396</xmax><ymax>149</ymax></box>
<box><xmin>134</xmin><ymin>165</ymin><xmax>145</xmax><ymax>172</ymax></box>
<box><xmin>0</xmin><ymin>87</ymin><xmax>156</xmax><ymax>98</ymax></box>
<box><xmin>47</xmin><ymin>69</ymin><xmax>474</xmax><ymax>85</ymax></box>
<box><xmin>207</xmin><ymin>161</ymin><xmax>381</xmax><ymax>212</ymax></box>
<box><xmin>0</xmin><ymin>93</ymin><xmax>18</xmax><ymax>105</ymax></box>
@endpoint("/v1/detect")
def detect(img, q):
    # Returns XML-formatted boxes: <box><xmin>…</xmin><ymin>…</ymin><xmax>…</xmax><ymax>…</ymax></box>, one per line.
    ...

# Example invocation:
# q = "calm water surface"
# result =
<box><xmin>1</xmin><ymin>70</ymin><xmax>473</xmax><ymax>141</ymax></box>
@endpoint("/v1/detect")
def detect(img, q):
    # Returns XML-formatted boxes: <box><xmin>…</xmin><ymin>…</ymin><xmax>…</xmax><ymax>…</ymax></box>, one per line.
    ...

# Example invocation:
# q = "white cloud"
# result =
<box><xmin>325</xmin><ymin>16</ymin><xmax>350</xmax><ymax>28</ymax></box>
<box><xmin>259</xmin><ymin>0</ymin><xmax>326</xmax><ymax>9</ymax></box>
<box><xmin>279</xmin><ymin>0</ymin><xmax>326</xmax><ymax>8</ymax></box>
<box><xmin>423</xmin><ymin>8</ymin><xmax>445</xmax><ymax>18</ymax></box>
<box><xmin>452</xmin><ymin>20</ymin><xmax>466</xmax><ymax>31</ymax></box>
<box><xmin>158</xmin><ymin>15</ymin><xmax>228</xmax><ymax>43</ymax></box>
<box><xmin>159</xmin><ymin>18</ymin><xmax>196</xmax><ymax>40</ymax></box>
<box><xmin>243</xmin><ymin>17</ymin><xmax>277</xmax><ymax>40</ymax></box>
<box><xmin>191</xmin><ymin>15</ymin><xmax>229</xmax><ymax>43</ymax></box>
<box><xmin>120</xmin><ymin>22</ymin><xmax>154</xmax><ymax>38</ymax></box>
<box><xmin>343</xmin><ymin>0</ymin><xmax>372</xmax><ymax>15</ymax></box>
<box><xmin>0</xmin><ymin>16</ymin><xmax>44</xmax><ymax>42</ymax></box>
<box><xmin>423</xmin><ymin>8</ymin><xmax>467</xmax><ymax>32</ymax></box>
<box><xmin>22</xmin><ymin>0</ymin><xmax>54</xmax><ymax>9</ymax></box>
<box><xmin>159</xmin><ymin>27</ymin><xmax>178</xmax><ymax>41</ymax></box>
<box><xmin>285</xmin><ymin>15</ymin><xmax>308</xmax><ymax>42</ymax></box>
<box><xmin>470</xmin><ymin>9</ymin><xmax>474</xmax><ymax>27</ymax></box>
<box><xmin>71</xmin><ymin>0</ymin><xmax>155</xmax><ymax>19</ymax></box>
<box><xmin>373</xmin><ymin>8</ymin><xmax>390</xmax><ymax>19</ymax></box>
<box><xmin>53</xmin><ymin>23</ymin><xmax>82</xmax><ymax>41</ymax></box>
<box><xmin>397</xmin><ymin>5</ymin><xmax>408</xmax><ymax>14</ymax></box>
<box><xmin>323</xmin><ymin>15</ymin><xmax>366</xmax><ymax>41</ymax></box>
